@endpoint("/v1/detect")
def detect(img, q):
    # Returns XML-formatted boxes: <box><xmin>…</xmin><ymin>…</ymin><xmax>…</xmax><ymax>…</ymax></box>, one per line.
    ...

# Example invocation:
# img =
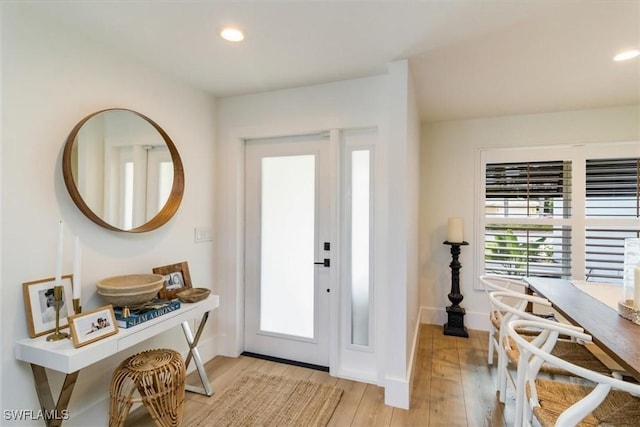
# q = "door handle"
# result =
<box><xmin>314</xmin><ymin>258</ymin><xmax>330</xmax><ymax>267</ymax></box>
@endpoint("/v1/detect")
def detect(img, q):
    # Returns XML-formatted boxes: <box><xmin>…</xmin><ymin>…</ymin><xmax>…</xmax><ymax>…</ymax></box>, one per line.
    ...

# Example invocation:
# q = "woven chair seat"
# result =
<box><xmin>491</xmin><ymin>311</ymin><xmax>538</xmax><ymax>336</ymax></box>
<box><xmin>505</xmin><ymin>337</ymin><xmax>612</xmax><ymax>377</ymax></box>
<box><xmin>528</xmin><ymin>378</ymin><xmax>640</xmax><ymax>427</ymax></box>
<box><xmin>490</xmin><ymin>310</ymin><xmax>556</xmax><ymax>336</ymax></box>
<box><xmin>109</xmin><ymin>348</ymin><xmax>186</xmax><ymax>427</ymax></box>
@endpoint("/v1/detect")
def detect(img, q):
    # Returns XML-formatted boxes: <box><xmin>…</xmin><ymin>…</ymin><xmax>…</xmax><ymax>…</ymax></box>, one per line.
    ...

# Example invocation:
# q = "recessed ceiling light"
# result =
<box><xmin>613</xmin><ymin>49</ymin><xmax>640</xmax><ymax>61</ymax></box>
<box><xmin>220</xmin><ymin>27</ymin><xmax>244</xmax><ymax>42</ymax></box>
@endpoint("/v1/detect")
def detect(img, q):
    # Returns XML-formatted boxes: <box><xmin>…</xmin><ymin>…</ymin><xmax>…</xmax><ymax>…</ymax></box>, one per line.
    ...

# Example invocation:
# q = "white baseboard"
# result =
<box><xmin>334</xmin><ymin>367</ymin><xmax>378</xmax><ymax>385</ymax></box>
<box><xmin>384</xmin><ymin>375</ymin><xmax>410</xmax><ymax>409</ymax></box>
<box><xmin>383</xmin><ymin>310</ymin><xmax>422</xmax><ymax>409</ymax></box>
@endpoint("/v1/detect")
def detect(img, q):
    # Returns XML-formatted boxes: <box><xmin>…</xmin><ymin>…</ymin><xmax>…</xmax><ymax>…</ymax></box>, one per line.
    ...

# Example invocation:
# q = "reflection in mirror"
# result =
<box><xmin>63</xmin><ymin>109</ymin><xmax>184</xmax><ymax>232</ymax></box>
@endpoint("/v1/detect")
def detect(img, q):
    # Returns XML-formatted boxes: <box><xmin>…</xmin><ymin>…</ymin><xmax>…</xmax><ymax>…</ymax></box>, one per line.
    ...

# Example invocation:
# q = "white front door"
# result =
<box><xmin>244</xmin><ymin>133</ymin><xmax>333</xmax><ymax>367</ymax></box>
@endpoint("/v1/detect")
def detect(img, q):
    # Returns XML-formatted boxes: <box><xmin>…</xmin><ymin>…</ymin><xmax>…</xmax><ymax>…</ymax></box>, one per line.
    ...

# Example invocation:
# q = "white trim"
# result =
<box><xmin>333</xmin><ymin>367</ymin><xmax>378</xmax><ymax>385</ymax></box>
<box><xmin>384</xmin><ymin>375</ymin><xmax>410</xmax><ymax>409</ymax></box>
<box><xmin>337</xmin><ymin>128</ymin><xmax>380</xmax><ymax>383</ymax></box>
<box><xmin>328</xmin><ymin>128</ymin><xmax>341</xmax><ymax>376</ymax></box>
<box><xmin>383</xmin><ymin>304</ymin><xmax>422</xmax><ymax>409</ymax></box>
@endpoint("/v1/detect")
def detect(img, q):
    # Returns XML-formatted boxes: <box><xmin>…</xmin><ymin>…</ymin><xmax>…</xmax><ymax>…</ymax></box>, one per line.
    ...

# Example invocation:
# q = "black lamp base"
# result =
<box><xmin>443</xmin><ymin>305</ymin><xmax>469</xmax><ymax>337</ymax></box>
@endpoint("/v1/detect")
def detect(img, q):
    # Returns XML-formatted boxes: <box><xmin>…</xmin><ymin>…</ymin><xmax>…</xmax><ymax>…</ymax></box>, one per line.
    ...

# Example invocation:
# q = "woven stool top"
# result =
<box><xmin>123</xmin><ymin>349</ymin><xmax>181</xmax><ymax>372</ymax></box>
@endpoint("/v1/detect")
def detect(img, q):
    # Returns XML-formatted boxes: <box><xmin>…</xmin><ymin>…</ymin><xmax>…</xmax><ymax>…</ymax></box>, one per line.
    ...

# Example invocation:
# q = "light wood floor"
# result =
<box><xmin>125</xmin><ymin>324</ymin><xmax>514</xmax><ymax>426</ymax></box>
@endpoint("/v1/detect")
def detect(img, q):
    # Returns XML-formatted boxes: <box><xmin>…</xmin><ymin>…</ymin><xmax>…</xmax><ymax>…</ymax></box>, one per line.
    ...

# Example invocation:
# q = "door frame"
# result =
<box><xmin>233</xmin><ymin>126</ymin><xmax>341</xmax><ymax>375</ymax></box>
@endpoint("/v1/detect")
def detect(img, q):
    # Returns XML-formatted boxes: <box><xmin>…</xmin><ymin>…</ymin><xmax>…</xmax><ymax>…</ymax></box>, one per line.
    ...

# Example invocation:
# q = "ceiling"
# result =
<box><xmin>18</xmin><ymin>1</ymin><xmax>640</xmax><ymax>122</ymax></box>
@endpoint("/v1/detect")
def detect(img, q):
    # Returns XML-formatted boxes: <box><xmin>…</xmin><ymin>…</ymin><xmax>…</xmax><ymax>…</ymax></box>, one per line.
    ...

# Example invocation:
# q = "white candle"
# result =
<box><xmin>73</xmin><ymin>236</ymin><xmax>81</xmax><ymax>300</ymax></box>
<box><xmin>54</xmin><ymin>220</ymin><xmax>63</xmax><ymax>287</ymax></box>
<box><xmin>447</xmin><ymin>217</ymin><xmax>464</xmax><ymax>243</ymax></box>
<box><xmin>634</xmin><ymin>267</ymin><xmax>640</xmax><ymax>309</ymax></box>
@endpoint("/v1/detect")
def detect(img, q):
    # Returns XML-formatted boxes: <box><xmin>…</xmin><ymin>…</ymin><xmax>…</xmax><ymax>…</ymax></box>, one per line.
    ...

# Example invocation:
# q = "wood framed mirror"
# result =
<box><xmin>62</xmin><ymin>109</ymin><xmax>184</xmax><ymax>232</ymax></box>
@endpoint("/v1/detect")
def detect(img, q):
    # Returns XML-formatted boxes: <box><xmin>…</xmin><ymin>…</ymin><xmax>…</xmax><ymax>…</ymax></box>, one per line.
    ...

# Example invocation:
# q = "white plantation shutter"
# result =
<box><xmin>585</xmin><ymin>158</ymin><xmax>640</xmax><ymax>282</ymax></box>
<box><xmin>484</xmin><ymin>160</ymin><xmax>572</xmax><ymax>278</ymax></box>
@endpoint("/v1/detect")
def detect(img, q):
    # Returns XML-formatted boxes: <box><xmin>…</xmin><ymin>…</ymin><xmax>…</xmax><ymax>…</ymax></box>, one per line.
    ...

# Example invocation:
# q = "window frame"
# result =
<box><xmin>475</xmin><ymin>141</ymin><xmax>639</xmax><ymax>289</ymax></box>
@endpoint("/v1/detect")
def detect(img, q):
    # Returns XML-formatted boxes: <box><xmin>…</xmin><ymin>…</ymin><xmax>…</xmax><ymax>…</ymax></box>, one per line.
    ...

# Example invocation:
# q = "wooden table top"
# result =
<box><xmin>526</xmin><ymin>277</ymin><xmax>640</xmax><ymax>381</ymax></box>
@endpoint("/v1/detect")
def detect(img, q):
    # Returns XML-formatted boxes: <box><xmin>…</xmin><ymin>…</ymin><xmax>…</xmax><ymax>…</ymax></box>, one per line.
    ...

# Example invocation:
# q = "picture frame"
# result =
<box><xmin>22</xmin><ymin>275</ymin><xmax>77</xmax><ymax>338</ymax></box>
<box><xmin>152</xmin><ymin>261</ymin><xmax>192</xmax><ymax>299</ymax></box>
<box><xmin>68</xmin><ymin>305</ymin><xmax>118</xmax><ymax>348</ymax></box>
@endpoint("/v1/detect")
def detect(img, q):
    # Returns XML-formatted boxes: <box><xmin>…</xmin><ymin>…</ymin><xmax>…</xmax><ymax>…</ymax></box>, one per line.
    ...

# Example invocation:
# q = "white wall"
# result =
<box><xmin>419</xmin><ymin>105</ymin><xmax>640</xmax><ymax>329</ymax></box>
<box><xmin>2</xmin><ymin>5</ymin><xmax>217</xmax><ymax>426</ymax></box>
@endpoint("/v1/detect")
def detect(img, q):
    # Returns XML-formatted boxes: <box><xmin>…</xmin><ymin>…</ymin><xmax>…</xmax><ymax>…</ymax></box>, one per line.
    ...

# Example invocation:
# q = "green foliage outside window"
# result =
<box><xmin>485</xmin><ymin>228</ymin><xmax>554</xmax><ymax>275</ymax></box>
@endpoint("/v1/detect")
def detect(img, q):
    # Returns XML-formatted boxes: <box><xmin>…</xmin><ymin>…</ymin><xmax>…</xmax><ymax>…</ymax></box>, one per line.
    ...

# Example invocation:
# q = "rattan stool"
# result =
<box><xmin>109</xmin><ymin>349</ymin><xmax>186</xmax><ymax>427</ymax></box>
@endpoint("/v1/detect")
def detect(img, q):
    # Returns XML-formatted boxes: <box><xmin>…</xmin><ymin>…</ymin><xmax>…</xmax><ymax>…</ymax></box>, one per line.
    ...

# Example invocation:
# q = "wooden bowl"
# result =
<box><xmin>97</xmin><ymin>274</ymin><xmax>164</xmax><ymax>307</ymax></box>
<box><xmin>176</xmin><ymin>288</ymin><xmax>210</xmax><ymax>303</ymax></box>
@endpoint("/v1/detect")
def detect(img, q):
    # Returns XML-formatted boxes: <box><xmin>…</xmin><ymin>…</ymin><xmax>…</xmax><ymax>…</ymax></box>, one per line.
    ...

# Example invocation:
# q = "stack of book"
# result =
<box><xmin>113</xmin><ymin>299</ymin><xmax>181</xmax><ymax>328</ymax></box>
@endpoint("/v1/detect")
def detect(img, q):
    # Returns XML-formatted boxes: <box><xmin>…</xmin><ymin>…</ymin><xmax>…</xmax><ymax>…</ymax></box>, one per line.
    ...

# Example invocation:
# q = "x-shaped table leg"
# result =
<box><xmin>181</xmin><ymin>311</ymin><xmax>213</xmax><ymax>396</ymax></box>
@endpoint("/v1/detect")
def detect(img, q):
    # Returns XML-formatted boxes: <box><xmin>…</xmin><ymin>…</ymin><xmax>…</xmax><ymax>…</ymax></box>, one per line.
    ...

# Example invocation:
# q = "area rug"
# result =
<box><xmin>189</xmin><ymin>370</ymin><xmax>343</xmax><ymax>427</ymax></box>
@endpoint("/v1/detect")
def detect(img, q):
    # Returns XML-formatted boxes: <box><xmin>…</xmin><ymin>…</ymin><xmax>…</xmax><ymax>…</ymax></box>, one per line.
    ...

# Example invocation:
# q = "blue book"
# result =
<box><xmin>113</xmin><ymin>299</ymin><xmax>181</xmax><ymax>328</ymax></box>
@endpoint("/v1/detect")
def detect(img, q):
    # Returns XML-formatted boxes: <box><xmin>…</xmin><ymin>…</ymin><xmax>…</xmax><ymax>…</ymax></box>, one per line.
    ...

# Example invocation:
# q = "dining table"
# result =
<box><xmin>525</xmin><ymin>277</ymin><xmax>640</xmax><ymax>382</ymax></box>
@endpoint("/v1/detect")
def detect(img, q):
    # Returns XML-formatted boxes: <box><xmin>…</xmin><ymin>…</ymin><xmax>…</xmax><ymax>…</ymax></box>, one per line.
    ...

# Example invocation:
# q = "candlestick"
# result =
<box><xmin>55</xmin><ymin>220</ymin><xmax>63</xmax><ymax>287</ymax></box>
<box><xmin>634</xmin><ymin>267</ymin><xmax>640</xmax><ymax>309</ymax></box>
<box><xmin>46</xmin><ymin>285</ymin><xmax>69</xmax><ymax>341</ymax></box>
<box><xmin>73</xmin><ymin>236</ymin><xmax>81</xmax><ymax>301</ymax></box>
<box><xmin>443</xmin><ymin>240</ymin><xmax>469</xmax><ymax>338</ymax></box>
<box><xmin>447</xmin><ymin>217</ymin><xmax>464</xmax><ymax>243</ymax></box>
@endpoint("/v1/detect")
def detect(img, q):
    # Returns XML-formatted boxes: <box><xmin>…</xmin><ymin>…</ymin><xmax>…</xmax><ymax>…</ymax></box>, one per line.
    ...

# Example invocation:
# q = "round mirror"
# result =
<box><xmin>62</xmin><ymin>109</ymin><xmax>184</xmax><ymax>232</ymax></box>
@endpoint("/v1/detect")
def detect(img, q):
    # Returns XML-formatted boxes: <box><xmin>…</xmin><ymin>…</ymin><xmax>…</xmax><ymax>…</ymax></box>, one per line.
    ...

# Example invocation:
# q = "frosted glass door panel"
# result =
<box><xmin>260</xmin><ymin>155</ymin><xmax>316</xmax><ymax>339</ymax></box>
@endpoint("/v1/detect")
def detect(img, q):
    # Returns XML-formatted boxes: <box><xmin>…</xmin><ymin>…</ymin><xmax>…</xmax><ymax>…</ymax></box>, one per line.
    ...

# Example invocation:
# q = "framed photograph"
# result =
<box><xmin>152</xmin><ymin>261</ymin><xmax>192</xmax><ymax>299</ymax></box>
<box><xmin>23</xmin><ymin>275</ymin><xmax>77</xmax><ymax>338</ymax></box>
<box><xmin>68</xmin><ymin>305</ymin><xmax>118</xmax><ymax>348</ymax></box>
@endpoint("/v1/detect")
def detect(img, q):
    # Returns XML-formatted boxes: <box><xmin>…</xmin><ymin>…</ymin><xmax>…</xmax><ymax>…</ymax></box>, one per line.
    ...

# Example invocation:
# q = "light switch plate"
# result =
<box><xmin>194</xmin><ymin>227</ymin><xmax>213</xmax><ymax>243</ymax></box>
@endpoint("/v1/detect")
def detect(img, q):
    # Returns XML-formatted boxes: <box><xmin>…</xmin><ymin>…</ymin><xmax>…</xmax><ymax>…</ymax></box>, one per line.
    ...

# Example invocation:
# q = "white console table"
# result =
<box><xmin>15</xmin><ymin>294</ymin><xmax>219</xmax><ymax>427</ymax></box>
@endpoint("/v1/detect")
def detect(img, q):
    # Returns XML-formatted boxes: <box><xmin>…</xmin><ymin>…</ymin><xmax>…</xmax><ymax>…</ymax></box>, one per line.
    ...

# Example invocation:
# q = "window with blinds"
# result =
<box><xmin>485</xmin><ymin>161</ymin><xmax>572</xmax><ymax>218</ymax></box>
<box><xmin>484</xmin><ymin>160</ymin><xmax>572</xmax><ymax>278</ymax></box>
<box><xmin>480</xmin><ymin>145</ymin><xmax>639</xmax><ymax>285</ymax></box>
<box><xmin>584</xmin><ymin>158</ymin><xmax>640</xmax><ymax>282</ymax></box>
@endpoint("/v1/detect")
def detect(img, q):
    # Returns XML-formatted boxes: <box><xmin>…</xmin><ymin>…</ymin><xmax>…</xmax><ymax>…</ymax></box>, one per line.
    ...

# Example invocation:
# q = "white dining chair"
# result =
<box><xmin>488</xmin><ymin>291</ymin><xmax>612</xmax><ymax>408</ymax></box>
<box><xmin>507</xmin><ymin>319</ymin><xmax>640</xmax><ymax>427</ymax></box>
<box><xmin>487</xmin><ymin>290</ymin><xmax>559</xmax><ymax>403</ymax></box>
<box><xmin>479</xmin><ymin>275</ymin><xmax>550</xmax><ymax>366</ymax></box>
